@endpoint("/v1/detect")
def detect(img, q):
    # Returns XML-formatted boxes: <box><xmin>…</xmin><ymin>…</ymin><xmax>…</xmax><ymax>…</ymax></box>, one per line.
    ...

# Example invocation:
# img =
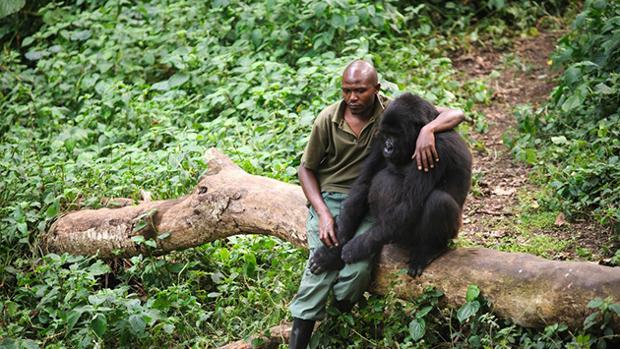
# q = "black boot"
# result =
<box><xmin>333</xmin><ymin>299</ymin><xmax>354</xmax><ymax>313</ymax></box>
<box><xmin>289</xmin><ymin>317</ymin><xmax>315</xmax><ymax>349</ymax></box>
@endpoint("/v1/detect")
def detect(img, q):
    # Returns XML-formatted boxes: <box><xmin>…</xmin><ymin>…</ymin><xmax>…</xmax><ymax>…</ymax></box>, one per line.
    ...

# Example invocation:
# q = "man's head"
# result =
<box><xmin>341</xmin><ymin>60</ymin><xmax>380</xmax><ymax>117</ymax></box>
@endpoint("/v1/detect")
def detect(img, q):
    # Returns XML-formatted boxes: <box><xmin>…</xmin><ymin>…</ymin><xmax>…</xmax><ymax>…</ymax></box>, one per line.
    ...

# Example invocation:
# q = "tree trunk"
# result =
<box><xmin>43</xmin><ymin>148</ymin><xmax>620</xmax><ymax>330</ymax></box>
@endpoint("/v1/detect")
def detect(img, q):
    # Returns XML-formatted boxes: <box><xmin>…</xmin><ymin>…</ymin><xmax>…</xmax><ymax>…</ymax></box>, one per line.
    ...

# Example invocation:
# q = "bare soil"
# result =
<box><xmin>453</xmin><ymin>31</ymin><xmax>616</xmax><ymax>262</ymax></box>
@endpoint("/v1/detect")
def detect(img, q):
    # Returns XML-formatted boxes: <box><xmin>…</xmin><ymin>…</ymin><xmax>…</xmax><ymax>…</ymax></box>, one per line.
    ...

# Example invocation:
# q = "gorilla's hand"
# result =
<box><xmin>341</xmin><ymin>233</ymin><xmax>377</xmax><ymax>264</ymax></box>
<box><xmin>309</xmin><ymin>246</ymin><xmax>344</xmax><ymax>274</ymax></box>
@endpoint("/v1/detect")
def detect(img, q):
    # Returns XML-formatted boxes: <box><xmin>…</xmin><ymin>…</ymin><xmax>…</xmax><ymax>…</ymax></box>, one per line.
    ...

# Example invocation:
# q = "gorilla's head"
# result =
<box><xmin>379</xmin><ymin>93</ymin><xmax>438</xmax><ymax>165</ymax></box>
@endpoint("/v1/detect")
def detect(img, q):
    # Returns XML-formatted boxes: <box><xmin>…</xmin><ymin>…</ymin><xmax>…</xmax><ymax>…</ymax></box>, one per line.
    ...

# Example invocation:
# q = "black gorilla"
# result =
<box><xmin>309</xmin><ymin>93</ymin><xmax>472</xmax><ymax>277</ymax></box>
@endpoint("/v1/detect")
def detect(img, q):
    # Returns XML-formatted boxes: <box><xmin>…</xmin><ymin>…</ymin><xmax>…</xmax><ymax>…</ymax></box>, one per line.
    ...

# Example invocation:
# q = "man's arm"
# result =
<box><xmin>413</xmin><ymin>106</ymin><xmax>465</xmax><ymax>172</ymax></box>
<box><xmin>298</xmin><ymin>166</ymin><xmax>338</xmax><ymax>247</ymax></box>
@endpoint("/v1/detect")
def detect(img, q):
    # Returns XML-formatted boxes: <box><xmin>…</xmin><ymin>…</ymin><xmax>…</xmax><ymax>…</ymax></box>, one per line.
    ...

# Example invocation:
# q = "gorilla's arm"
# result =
<box><xmin>413</xmin><ymin>105</ymin><xmax>464</xmax><ymax>172</ymax></box>
<box><xmin>308</xmin><ymin>140</ymin><xmax>386</xmax><ymax>274</ymax></box>
<box><xmin>336</xmin><ymin>141</ymin><xmax>386</xmax><ymax>243</ymax></box>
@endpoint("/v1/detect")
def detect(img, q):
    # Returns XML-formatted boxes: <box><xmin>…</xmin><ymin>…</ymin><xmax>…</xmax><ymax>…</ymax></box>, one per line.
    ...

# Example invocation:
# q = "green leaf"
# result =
<box><xmin>91</xmin><ymin>314</ymin><xmax>107</xmax><ymax>337</ymax></box>
<box><xmin>416</xmin><ymin>306</ymin><xmax>433</xmax><ymax>318</ymax></box>
<box><xmin>587</xmin><ymin>298</ymin><xmax>604</xmax><ymax>308</ymax></box>
<box><xmin>488</xmin><ymin>0</ymin><xmax>506</xmax><ymax>10</ymax></box>
<box><xmin>564</xmin><ymin>66</ymin><xmax>581</xmax><ymax>85</ymax></box>
<box><xmin>609</xmin><ymin>303</ymin><xmax>620</xmax><ymax>316</ymax></box>
<box><xmin>132</xmin><ymin>235</ymin><xmax>145</xmax><ymax>244</ymax></box>
<box><xmin>66</xmin><ymin>310</ymin><xmax>83</xmax><ymax>333</ymax></box>
<box><xmin>151</xmin><ymin>81</ymin><xmax>169</xmax><ymax>91</ymax></box>
<box><xmin>592</xmin><ymin>0</ymin><xmax>607</xmax><ymax>10</ymax></box>
<box><xmin>0</xmin><ymin>0</ymin><xmax>25</xmax><ymax>19</ymax></box>
<box><xmin>45</xmin><ymin>202</ymin><xmax>59</xmax><ymax>219</ymax></box>
<box><xmin>595</xmin><ymin>83</ymin><xmax>614</xmax><ymax>94</ymax></box>
<box><xmin>524</xmin><ymin>148</ymin><xmax>537</xmax><ymax>165</ymax></box>
<box><xmin>88</xmin><ymin>294</ymin><xmax>106</xmax><ymax>306</ymax></box>
<box><xmin>25</xmin><ymin>50</ymin><xmax>44</xmax><ymax>61</ymax></box>
<box><xmin>583</xmin><ymin>311</ymin><xmax>599</xmax><ymax>329</ymax></box>
<box><xmin>550</xmin><ymin>136</ymin><xmax>568</xmax><ymax>145</ymax></box>
<box><xmin>21</xmin><ymin>36</ymin><xmax>34</xmax><ymax>47</ymax></box>
<box><xmin>561</xmin><ymin>94</ymin><xmax>583</xmax><ymax>112</ymax></box>
<box><xmin>87</xmin><ymin>261</ymin><xmax>110</xmax><ymax>276</ymax></box>
<box><xmin>167</xmin><ymin>73</ymin><xmax>189</xmax><ymax>89</ymax></box>
<box><xmin>163</xmin><ymin>323</ymin><xmax>175</xmax><ymax>334</ymax></box>
<box><xmin>128</xmin><ymin>314</ymin><xmax>146</xmax><ymax>335</ymax></box>
<box><xmin>465</xmin><ymin>285</ymin><xmax>480</xmax><ymax>302</ymax></box>
<box><xmin>468</xmin><ymin>335</ymin><xmax>481</xmax><ymax>347</ymax></box>
<box><xmin>408</xmin><ymin>318</ymin><xmax>425</xmax><ymax>341</ymax></box>
<box><xmin>457</xmin><ymin>301</ymin><xmax>480</xmax><ymax>323</ymax></box>
<box><xmin>17</xmin><ymin>222</ymin><xmax>28</xmax><ymax>234</ymax></box>
<box><xmin>70</xmin><ymin>30</ymin><xmax>92</xmax><ymax>41</ymax></box>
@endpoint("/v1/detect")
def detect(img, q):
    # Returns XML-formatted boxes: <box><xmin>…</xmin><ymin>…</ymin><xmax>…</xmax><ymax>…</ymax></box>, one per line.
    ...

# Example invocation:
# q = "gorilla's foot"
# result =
<box><xmin>407</xmin><ymin>249</ymin><xmax>446</xmax><ymax>277</ymax></box>
<box><xmin>309</xmin><ymin>246</ymin><xmax>343</xmax><ymax>274</ymax></box>
<box><xmin>407</xmin><ymin>261</ymin><xmax>427</xmax><ymax>278</ymax></box>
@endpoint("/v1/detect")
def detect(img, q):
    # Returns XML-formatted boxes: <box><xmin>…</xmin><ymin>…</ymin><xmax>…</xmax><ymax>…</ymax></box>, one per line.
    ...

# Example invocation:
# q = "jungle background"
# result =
<box><xmin>0</xmin><ymin>0</ymin><xmax>619</xmax><ymax>348</ymax></box>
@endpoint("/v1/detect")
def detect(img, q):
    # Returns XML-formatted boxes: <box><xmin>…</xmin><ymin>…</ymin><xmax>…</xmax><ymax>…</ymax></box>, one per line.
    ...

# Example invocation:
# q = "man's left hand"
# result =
<box><xmin>412</xmin><ymin>125</ymin><xmax>438</xmax><ymax>172</ymax></box>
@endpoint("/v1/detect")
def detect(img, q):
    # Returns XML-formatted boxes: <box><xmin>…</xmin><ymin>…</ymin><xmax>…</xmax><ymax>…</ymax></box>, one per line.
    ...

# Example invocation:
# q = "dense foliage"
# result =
<box><xmin>0</xmin><ymin>0</ymin><xmax>617</xmax><ymax>348</ymax></box>
<box><xmin>510</xmin><ymin>0</ymin><xmax>620</xmax><ymax>228</ymax></box>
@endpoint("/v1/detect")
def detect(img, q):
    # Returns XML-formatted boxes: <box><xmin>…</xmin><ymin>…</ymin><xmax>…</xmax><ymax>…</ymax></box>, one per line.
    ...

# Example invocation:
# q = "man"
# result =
<box><xmin>288</xmin><ymin>60</ymin><xmax>464</xmax><ymax>348</ymax></box>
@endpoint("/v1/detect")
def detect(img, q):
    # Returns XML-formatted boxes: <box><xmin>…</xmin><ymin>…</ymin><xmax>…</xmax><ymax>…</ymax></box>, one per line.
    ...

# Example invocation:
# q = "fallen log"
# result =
<box><xmin>217</xmin><ymin>323</ymin><xmax>292</xmax><ymax>349</ymax></box>
<box><xmin>42</xmin><ymin>148</ymin><xmax>620</xmax><ymax>330</ymax></box>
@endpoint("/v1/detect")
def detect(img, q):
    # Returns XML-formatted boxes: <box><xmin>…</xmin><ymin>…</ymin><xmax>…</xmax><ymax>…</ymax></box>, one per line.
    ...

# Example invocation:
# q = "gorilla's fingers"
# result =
<box><xmin>309</xmin><ymin>260</ymin><xmax>323</xmax><ymax>274</ymax></box>
<box><xmin>407</xmin><ymin>262</ymin><xmax>425</xmax><ymax>278</ymax></box>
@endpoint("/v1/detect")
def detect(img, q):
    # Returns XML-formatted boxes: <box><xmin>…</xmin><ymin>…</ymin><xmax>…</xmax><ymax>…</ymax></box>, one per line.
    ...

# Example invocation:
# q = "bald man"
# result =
<box><xmin>288</xmin><ymin>60</ymin><xmax>464</xmax><ymax>348</ymax></box>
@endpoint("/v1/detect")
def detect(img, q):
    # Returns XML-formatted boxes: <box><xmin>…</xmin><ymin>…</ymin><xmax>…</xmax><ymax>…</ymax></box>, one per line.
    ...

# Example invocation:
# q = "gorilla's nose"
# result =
<box><xmin>383</xmin><ymin>138</ymin><xmax>394</xmax><ymax>156</ymax></box>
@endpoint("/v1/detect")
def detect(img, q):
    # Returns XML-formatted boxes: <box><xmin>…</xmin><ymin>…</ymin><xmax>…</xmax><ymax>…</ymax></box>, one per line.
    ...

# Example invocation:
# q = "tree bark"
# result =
<box><xmin>43</xmin><ymin>148</ymin><xmax>620</xmax><ymax>330</ymax></box>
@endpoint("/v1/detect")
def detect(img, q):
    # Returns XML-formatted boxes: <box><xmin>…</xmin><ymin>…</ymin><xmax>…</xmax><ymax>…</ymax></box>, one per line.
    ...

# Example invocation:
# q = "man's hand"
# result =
<box><xmin>412</xmin><ymin>125</ymin><xmax>438</xmax><ymax>172</ymax></box>
<box><xmin>318</xmin><ymin>212</ymin><xmax>339</xmax><ymax>247</ymax></box>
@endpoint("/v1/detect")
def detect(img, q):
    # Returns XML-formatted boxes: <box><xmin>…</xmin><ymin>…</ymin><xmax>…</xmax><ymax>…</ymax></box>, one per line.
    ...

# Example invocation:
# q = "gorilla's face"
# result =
<box><xmin>379</xmin><ymin>120</ymin><xmax>420</xmax><ymax>165</ymax></box>
<box><xmin>379</xmin><ymin>94</ymin><xmax>436</xmax><ymax>166</ymax></box>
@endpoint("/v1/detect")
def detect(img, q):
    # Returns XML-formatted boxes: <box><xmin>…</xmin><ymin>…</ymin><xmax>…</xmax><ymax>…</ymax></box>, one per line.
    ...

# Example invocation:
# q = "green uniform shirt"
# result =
<box><xmin>301</xmin><ymin>95</ymin><xmax>391</xmax><ymax>194</ymax></box>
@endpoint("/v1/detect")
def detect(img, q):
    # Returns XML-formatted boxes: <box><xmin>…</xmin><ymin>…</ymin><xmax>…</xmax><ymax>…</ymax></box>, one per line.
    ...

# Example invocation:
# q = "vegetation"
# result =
<box><xmin>0</xmin><ymin>0</ymin><xmax>617</xmax><ymax>348</ymax></box>
<box><xmin>509</xmin><ymin>0</ymin><xmax>620</xmax><ymax>228</ymax></box>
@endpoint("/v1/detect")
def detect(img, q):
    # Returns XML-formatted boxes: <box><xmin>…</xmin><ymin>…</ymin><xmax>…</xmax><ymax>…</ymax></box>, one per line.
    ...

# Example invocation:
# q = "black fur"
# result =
<box><xmin>309</xmin><ymin>93</ymin><xmax>472</xmax><ymax>277</ymax></box>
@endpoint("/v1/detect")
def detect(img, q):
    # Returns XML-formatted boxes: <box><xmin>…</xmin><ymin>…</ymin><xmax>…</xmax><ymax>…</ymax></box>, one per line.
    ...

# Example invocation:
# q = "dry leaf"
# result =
<box><xmin>554</xmin><ymin>212</ymin><xmax>566</xmax><ymax>226</ymax></box>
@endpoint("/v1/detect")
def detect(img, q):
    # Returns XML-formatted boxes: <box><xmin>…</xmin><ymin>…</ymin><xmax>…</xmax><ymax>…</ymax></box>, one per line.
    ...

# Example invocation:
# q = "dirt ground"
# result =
<box><xmin>452</xmin><ymin>31</ymin><xmax>616</xmax><ymax>262</ymax></box>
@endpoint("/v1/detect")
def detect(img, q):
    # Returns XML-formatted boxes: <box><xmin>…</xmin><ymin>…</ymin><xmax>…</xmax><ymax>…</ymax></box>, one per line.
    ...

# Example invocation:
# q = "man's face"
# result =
<box><xmin>341</xmin><ymin>73</ymin><xmax>379</xmax><ymax>117</ymax></box>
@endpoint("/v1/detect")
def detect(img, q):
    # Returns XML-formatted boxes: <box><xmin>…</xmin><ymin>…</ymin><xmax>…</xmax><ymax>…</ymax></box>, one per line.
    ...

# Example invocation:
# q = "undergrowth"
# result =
<box><xmin>0</xmin><ymin>0</ymin><xmax>617</xmax><ymax>348</ymax></box>
<box><xmin>507</xmin><ymin>0</ymin><xmax>620</xmax><ymax>230</ymax></box>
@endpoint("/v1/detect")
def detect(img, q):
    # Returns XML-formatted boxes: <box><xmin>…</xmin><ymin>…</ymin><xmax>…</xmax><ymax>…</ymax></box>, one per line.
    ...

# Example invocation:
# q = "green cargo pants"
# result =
<box><xmin>289</xmin><ymin>192</ymin><xmax>375</xmax><ymax>321</ymax></box>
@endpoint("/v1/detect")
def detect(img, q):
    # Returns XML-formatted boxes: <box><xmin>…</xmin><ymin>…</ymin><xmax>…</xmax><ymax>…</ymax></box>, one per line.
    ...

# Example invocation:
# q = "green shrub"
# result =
<box><xmin>510</xmin><ymin>0</ymin><xmax>620</xmax><ymax>227</ymax></box>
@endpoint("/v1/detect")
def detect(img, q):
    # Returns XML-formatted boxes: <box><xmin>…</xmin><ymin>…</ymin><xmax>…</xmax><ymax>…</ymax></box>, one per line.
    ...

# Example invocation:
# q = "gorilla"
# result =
<box><xmin>309</xmin><ymin>93</ymin><xmax>472</xmax><ymax>277</ymax></box>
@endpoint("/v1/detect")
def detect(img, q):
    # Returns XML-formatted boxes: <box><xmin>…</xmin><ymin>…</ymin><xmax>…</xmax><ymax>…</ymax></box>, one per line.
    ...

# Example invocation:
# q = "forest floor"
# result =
<box><xmin>453</xmin><ymin>30</ymin><xmax>616</xmax><ymax>262</ymax></box>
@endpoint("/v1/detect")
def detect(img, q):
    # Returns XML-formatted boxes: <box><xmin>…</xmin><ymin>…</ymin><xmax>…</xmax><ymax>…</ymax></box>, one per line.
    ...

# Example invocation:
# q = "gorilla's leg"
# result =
<box><xmin>407</xmin><ymin>190</ymin><xmax>460</xmax><ymax>277</ymax></box>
